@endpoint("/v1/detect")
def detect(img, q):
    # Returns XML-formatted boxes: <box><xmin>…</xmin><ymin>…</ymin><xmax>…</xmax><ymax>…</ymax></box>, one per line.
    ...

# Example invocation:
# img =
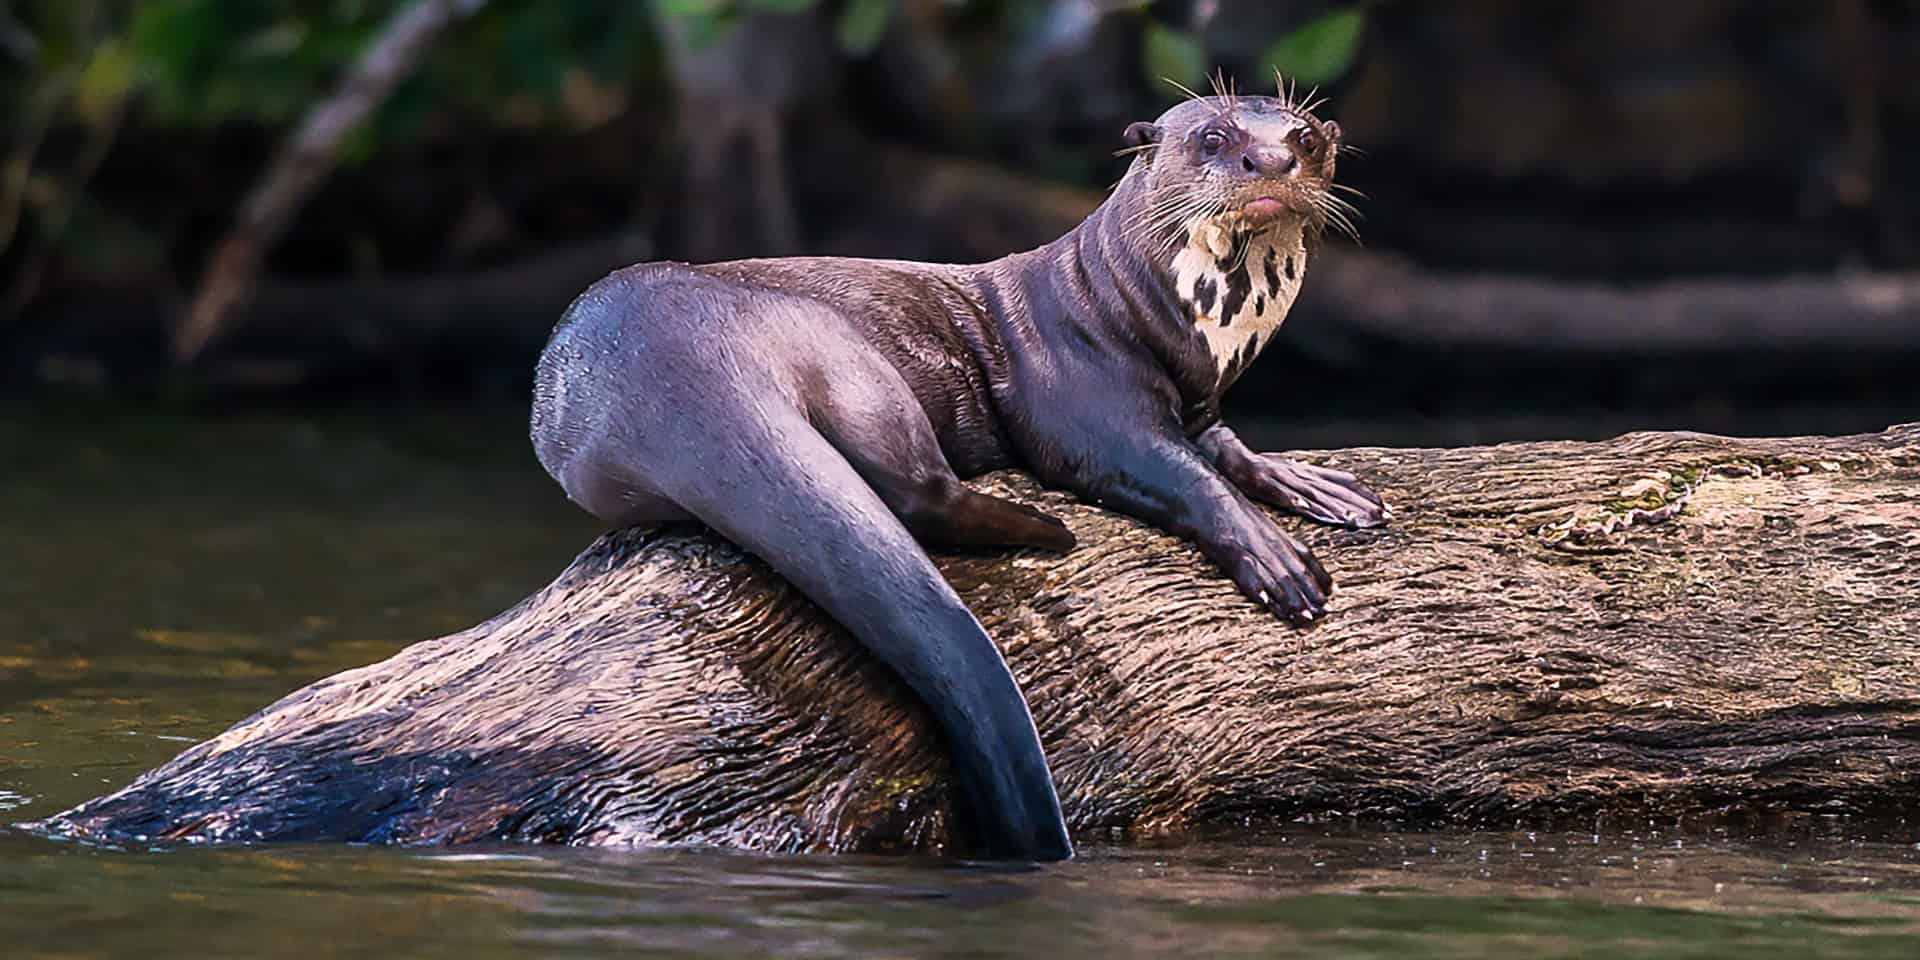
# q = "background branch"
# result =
<box><xmin>170</xmin><ymin>0</ymin><xmax>487</xmax><ymax>364</ymax></box>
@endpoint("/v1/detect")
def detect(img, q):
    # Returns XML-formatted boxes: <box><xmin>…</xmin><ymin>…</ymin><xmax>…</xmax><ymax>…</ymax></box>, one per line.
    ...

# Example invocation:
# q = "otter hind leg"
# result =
<box><xmin>555</xmin><ymin>460</ymin><xmax>694</xmax><ymax>530</ymax></box>
<box><xmin>808</xmin><ymin>370</ymin><xmax>1075</xmax><ymax>554</ymax></box>
<box><xmin>907</xmin><ymin>482</ymin><xmax>1076</xmax><ymax>554</ymax></box>
<box><xmin>860</xmin><ymin>457</ymin><xmax>1076</xmax><ymax>555</ymax></box>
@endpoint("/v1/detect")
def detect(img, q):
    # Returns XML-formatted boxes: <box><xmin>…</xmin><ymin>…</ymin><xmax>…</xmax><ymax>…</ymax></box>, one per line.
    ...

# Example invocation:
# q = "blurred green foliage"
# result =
<box><xmin>0</xmin><ymin>0</ymin><xmax>1360</xmax><ymax>295</ymax></box>
<box><xmin>657</xmin><ymin>0</ymin><xmax>890</xmax><ymax>55</ymax></box>
<box><xmin>1261</xmin><ymin>7</ymin><xmax>1365</xmax><ymax>88</ymax></box>
<box><xmin>5</xmin><ymin>0</ymin><xmax>1363</xmax><ymax>144</ymax></box>
<box><xmin>5</xmin><ymin>1</ymin><xmax>663</xmax><ymax>149</ymax></box>
<box><xmin>127</xmin><ymin>0</ymin><xmax>660</xmax><ymax>145</ymax></box>
<box><xmin>1143</xmin><ymin>20</ymin><xmax>1208</xmax><ymax>94</ymax></box>
<box><xmin>1139</xmin><ymin>5</ymin><xmax>1366</xmax><ymax>94</ymax></box>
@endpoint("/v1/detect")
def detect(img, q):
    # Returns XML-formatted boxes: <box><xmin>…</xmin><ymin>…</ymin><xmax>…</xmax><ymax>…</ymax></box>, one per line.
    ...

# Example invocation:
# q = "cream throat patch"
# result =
<box><xmin>1170</xmin><ymin>217</ymin><xmax>1306</xmax><ymax>389</ymax></box>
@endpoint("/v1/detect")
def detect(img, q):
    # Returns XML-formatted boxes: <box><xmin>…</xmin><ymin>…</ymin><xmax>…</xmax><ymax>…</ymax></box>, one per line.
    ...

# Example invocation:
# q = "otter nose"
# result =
<box><xmin>1241</xmin><ymin>145</ymin><xmax>1299</xmax><ymax>178</ymax></box>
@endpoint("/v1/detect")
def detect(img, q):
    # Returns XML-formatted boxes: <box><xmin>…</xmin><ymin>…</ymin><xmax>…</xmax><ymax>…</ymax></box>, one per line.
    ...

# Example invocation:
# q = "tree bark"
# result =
<box><xmin>42</xmin><ymin>424</ymin><xmax>1920</xmax><ymax>855</ymax></box>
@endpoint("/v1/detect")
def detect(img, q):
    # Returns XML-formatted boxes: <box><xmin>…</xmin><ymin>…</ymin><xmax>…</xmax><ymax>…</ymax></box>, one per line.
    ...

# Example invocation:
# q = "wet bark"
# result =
<box><xmin>43</xmin><ymin>424</ymin><xmax>1920</xmax><ymax>855</ymax></box>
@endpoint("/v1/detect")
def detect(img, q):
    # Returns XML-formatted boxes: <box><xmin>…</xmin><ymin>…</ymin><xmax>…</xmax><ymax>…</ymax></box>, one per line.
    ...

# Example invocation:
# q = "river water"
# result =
<box><xmin>4</xmin><ymin>408</ymin><xmax>1919</xmax><ymax>958</ymax></box>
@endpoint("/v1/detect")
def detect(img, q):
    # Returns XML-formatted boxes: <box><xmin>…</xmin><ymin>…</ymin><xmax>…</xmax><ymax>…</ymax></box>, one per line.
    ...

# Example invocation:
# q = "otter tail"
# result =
<box><xmin>649</xmin><ymin>410</ymin><xmax>1073</xmax><ymax>861</ymax></box>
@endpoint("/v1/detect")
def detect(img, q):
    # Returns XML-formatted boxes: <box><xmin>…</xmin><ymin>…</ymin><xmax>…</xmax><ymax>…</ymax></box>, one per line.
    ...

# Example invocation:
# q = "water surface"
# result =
<box><xmin>4</xmin><ymin>409</ymin><xmax>1919</xmax><ymax>958</ymax></box>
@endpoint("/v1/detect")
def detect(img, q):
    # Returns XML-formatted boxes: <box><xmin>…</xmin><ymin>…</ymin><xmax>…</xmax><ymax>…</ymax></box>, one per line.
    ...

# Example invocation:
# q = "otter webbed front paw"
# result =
<box><xmin>1196</xmin><ymin>425</ymin><xmax>1389</xmax><ymax>531</ymax></box>
<box><xmin>1231</xmin><ymin>455</ymin><xmax>1390</xmax><ymax>530</ymax></box>
<box><xmin>1212</xmin><ymin>521</ymin><xmax>1333</xmax><ymax>627</ymax></box>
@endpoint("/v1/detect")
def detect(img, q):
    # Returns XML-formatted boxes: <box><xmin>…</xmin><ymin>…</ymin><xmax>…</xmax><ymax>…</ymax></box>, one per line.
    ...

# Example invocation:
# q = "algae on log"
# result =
<box><xmin>42</xmin><ymin>425</ymin><xmax>1920</xmax><ymax>854</ymax></box>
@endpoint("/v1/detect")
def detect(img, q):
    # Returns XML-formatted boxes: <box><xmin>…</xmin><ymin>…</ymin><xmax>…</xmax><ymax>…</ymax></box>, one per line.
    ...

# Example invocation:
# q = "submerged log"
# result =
<box><xmin>43</xmin><ymin>425</ymin><xmax>1920</xmax><ymax>854</ymax></box>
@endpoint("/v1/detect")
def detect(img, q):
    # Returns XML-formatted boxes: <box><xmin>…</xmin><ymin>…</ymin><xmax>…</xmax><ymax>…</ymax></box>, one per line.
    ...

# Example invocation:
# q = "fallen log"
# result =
<box><xmin>41</xmin><ymin>424</ymin><xmax>1920</xmax><ymax>854</ymax></box>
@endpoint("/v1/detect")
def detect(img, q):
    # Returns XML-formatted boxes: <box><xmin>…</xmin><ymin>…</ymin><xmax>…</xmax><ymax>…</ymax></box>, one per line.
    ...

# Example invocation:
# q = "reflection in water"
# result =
<box><xmin>3</xmin><ymin>410</ymin><xmax>1920</xmax><ymax>957</ymax></box>
<box><xmin>3</xmin><ymin>830</ymin><xmax>1920</xmax><ymax>958</ymax></box>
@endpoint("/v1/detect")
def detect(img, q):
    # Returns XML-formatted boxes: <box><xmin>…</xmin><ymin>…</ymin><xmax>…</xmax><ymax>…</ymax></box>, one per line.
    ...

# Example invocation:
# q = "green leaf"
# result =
<box><xmin>657</xmin><ymin>0</ymin><xmax>729</xmax><ymax>17</ymax></box>
<box><xmin>234</xmin><ymin>21</ymin><xmax>310</xmax><ymax>60</ymax></box>
<box><xmin>746</xmin><ymin>0</ymin><xmax>818</xmax><ymax>13</ymax></box>
<box><xmin>1142</xmin><ymin>22</ymin><xmax>1205</xmax><ymax>97</ymax></box>
<box><xmin>1262</xmin><ymin>7</ymin><xmax>1365</xmax><ymax>88</ymax></box>
<box><xmin>836</xmin><ymin>0</ymin><xmax>891</xmax><ymax>56</ymax></box>
<box><xmin>675</xmin><ymin>11</ymin><xmax>737</xmax><ymax>50</ymax></box>
<box><xmin>74</xmin><ymin>40</ymin><xmax>135</xmax><ymax>127</ymax></box>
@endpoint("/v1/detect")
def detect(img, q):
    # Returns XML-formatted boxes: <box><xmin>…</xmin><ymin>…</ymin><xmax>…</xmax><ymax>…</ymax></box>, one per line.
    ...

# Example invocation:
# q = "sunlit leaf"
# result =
<box><xmin>836</xmin><ymin>0</ymin><xmax>891</xmax><ymax>55</ymax></box>
<box><xmin>676</xmin><ymin>11</ymin><xmax>737</xmax><ymax>50</ymax></box>
<box><xmin>1262</xmin><ymin>7</ymin><xmax>1365</xmax><ymax>87</ymax></box>
<box><xmin>235</xmin><ymin>20</ymin><xmax>309</xmax><ymax>60</ymax></box>
<box><xmin>746</xmin><ymin>0</ymin><xmax>818</xmax><ymax>13</ymax></box>
<box><xmin>74</xmin><ymin>40</ymin><xmax>134</xmax><ymax>127</ymax></box>
<box><xmin>1142</xmin><ymin>22</ymin><xmax>1206</xmax><ymax>97</ymax></box>
<box><xmin>658</xmin><ymin>0</ymin><xmax>728</xmax><ymax>17</ymax></box>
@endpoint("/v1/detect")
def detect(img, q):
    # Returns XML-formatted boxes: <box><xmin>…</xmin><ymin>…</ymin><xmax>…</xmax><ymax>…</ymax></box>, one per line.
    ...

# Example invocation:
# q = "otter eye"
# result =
<box><xmin>1296</xmin><ymin>128</ymin><xmax>1320</xmax><ymax>154</ymax></box>
<box><xmin>1200</xmin><ymin>130</ymin><xmax>1228</xmax><ymax>155</ymax></box>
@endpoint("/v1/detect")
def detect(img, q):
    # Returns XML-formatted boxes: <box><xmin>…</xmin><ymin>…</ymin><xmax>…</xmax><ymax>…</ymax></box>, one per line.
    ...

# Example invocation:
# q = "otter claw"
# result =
<box><xmin>1222</xmin><ymin>534</ymin><xmax>1328</xmax><ymax>628</ymax></box>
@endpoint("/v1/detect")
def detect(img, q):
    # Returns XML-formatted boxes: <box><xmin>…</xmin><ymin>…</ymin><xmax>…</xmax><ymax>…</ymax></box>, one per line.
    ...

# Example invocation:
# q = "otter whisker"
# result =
<box><xmin>1323</xmin><ymin>196</ymin><xmax>1364</xmax><ymax>228</ymax></box>
<box><xmin>1125</xmin><ymin>189</ymin><xmax>1201</xmax><ymax>227</ymax></box>
<box><xmin>1132</xmin><ymin>200</ymin><xmax>1220</xmax><ymax>254</ymax></box>
<box><xmin>1133</xmin><ymin>196</ymin><xmax>1223</xmax><ymax>259</ymax></box>
<box><xmin>1118</xmin><ymin>193</ymin><xmax>1212</xmax><ymax>248</ymax></box>
<box><xmin>1132</xmin><ymin>175</ymin><xmax>1204</xmax><ymax>205</ymax></box>
<box><xmin>1296</xmin><ymin>85</ymin><xmax>1327</xmax><ymax>116</ymax></box>
<box><xmin>1320</xmin><ymin>190</ymin><xmax>1362</xmax><ymax>213</ymax></box>
<box><xmin>1207</xmin><ymin>69</ymin><xmax>1243</xmax><ymax>116</ymax></box>
<box><xmin>1227</xmin><ymin>207</ymin><xmax>1272</xmax><ymax>272</ymax></box>
<box><xmin>1134</xmin><ymin>198</ymin><xmax>1209</xmax><ymax>233</ymax></box>
<box><xmin>1182</xmin><ymin>198</ymin><xmax>1227</xmax><ymax>234</ymax></box>
<box><xmin>1161</xmin><ymin>76</ymin><xmax>1207</xmax><ymax>104</ymax></box>
<box><xmin>1311</xmin><ymin>194</ymin><xmax>1362</xmax><ymax>244</ymax></box>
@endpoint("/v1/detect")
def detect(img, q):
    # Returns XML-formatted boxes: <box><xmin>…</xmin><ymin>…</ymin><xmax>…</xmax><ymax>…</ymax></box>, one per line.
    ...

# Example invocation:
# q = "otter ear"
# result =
<box><xmin>1322</xmin><ymin>120</ymin><xmax>1342</xmax><ymax>149</ymax></box>
<box><xmin>1122</xmin><ymin>121</ymin><xmax>1161</xmax><ymax>148</ymax></box>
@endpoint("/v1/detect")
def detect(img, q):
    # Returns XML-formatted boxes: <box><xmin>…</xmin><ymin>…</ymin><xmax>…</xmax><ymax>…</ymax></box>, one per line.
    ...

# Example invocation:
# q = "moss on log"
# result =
<box><xmin>42</xmin><ymin>424</ymin><xmax>1920</xmax><ymax>854</ymax></box>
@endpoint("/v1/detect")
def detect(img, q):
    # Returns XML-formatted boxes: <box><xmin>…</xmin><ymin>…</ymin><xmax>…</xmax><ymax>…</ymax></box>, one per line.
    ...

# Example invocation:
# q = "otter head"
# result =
<box><xmin>1116</xmin><ymin>88</ymin><xmax>1351</xmax><ymax>383</ymax></box>
<box><xmin>1119</xmin><ymin>91</ymin><xmax>1345</xmax><ymax>251</ymax></box>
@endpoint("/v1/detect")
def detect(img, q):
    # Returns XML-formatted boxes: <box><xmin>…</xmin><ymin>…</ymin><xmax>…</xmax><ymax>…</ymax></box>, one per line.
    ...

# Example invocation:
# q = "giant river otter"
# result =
<box><xmin>530</xmin><ymin>84</ymin><xmax>1387</xmax><ymax>861</ymax></box>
